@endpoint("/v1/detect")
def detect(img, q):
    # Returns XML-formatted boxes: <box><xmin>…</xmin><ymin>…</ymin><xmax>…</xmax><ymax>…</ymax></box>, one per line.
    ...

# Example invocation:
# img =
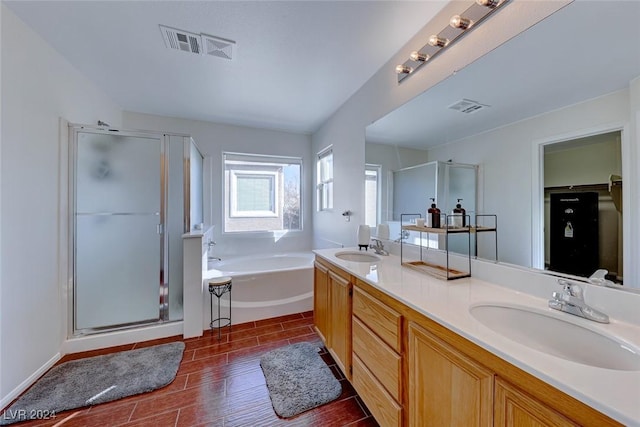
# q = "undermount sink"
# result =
<box><xmin>470</xmin><ymin>303</ymin><xmax>640</xmax><ymax>371</ymax></box>
<box><xmin>334</xmin><ymin>250</ymin><xmax>381</xmax><ymax>263</ymax></box>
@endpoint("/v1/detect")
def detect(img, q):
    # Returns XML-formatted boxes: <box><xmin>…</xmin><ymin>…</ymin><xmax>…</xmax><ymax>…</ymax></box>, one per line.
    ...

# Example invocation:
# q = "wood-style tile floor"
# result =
<box><xmin>11</xmin><ymin>311</ymin><xmax>379</xmax><ymax>427</ymax></box>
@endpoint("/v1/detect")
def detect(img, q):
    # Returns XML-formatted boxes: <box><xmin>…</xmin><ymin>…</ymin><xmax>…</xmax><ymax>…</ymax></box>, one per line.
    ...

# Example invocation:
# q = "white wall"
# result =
<box><xmin>1</xmin><ymin>5</ymin><xmax>122</xmax><ymax>406</ymax></box>
<box><xmin>544</xmin><ymin>134</ymin><xmax>621</xmax><ymax>187</ymax></box>
<box><xmin>427</xmin><ymin>90</ymin><xmax>631</xmax><ymax>269</ymax></box>
<box><xmin>311</xmin><ymin>1</ymin><xmax>570</xmax><ymax>249</ymax></box>
<box><xmin>123</xmin><ymin>112</ymin><xmax>313</xmax><ymax>257</ymax></box>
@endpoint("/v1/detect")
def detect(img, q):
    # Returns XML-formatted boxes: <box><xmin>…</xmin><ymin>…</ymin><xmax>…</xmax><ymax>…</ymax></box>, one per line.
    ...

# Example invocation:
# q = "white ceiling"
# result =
<box><xmin>366</xmin><ymin>0</ymin><xmax>640</xmax><ymax>149</ymax></box>
<box><xmin>4</xmin><ymin>0</ymin><xmax>449</xmax><ymax>134</ymax></box>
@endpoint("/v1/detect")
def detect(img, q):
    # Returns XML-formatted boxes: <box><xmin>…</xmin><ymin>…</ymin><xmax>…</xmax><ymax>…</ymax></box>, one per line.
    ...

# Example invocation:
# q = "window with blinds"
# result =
<box><xmin>223</xmin><ymin>152</ymin><xmax>302</xmax><ymax>232</ymax></box>
<box><xmin>316</xmin><ymin>147</ymin><xmax>333</xmax><ymax>211</ymax></box>
<box><xmin>365</xmin><ymin>164</ymin><xmax>381</xmax><ymax>227</ymax></box>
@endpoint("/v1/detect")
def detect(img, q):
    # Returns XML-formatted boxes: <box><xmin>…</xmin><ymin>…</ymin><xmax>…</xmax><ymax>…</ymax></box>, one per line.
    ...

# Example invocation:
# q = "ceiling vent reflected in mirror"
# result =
<box><xmin>448</xmin><ymin>99</ymin><xmax>490</xmax><ymax>114</ymax></box>
<box><xmin>160</xmin><ymin>25</ymin><xmax>236</xmax><ymax>61</ymax></box>
<box><xmin>202</xmin><ymin>34</ymin><xmax>236</xmax><ymax>61</ymax></box>
<box><xmin>160</xmin><ymin>25</ymin><xmax>202</xmax><ymax>54</ymax></box>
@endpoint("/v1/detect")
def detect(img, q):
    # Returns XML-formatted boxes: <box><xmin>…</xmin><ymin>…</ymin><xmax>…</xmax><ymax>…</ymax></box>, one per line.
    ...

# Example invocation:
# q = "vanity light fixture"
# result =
<box><xmin>450</xmin><ymin>15</ymin><xmax>472</xmax><ymax>30</ymax></box>
<box><xmin>428</xmin><ymin>35</ymin><xmax>449</xmax><ymax>48</ymax></box>
<box><xmin>410</xmin><ymin>51</ymin><xmax>430</xmax><ymax>62</ymax></box>
<box><xmin>476</xmin><ymin>0</ymin><xmax>500</xmax><ymax>8</ymax></box>
<box><xmin>395</xmin><ymin>0</ymin><xmax>510</xmax><ymax>82</ymax></box>
<box><xmin>395</xmin><ymin>64</ymin><xmax>413</xmax><ymax>74</ymax></box>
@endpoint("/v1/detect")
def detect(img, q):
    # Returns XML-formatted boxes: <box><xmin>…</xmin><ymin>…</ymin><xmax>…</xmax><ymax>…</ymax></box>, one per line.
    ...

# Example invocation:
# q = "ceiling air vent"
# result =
<box><xmin>160</xmin><ymin>25</ymin><xmax>236</xmax><ymax>61</ymax></box>
<box><xmin>202</xmin><ymin>34</ymin><xmax>236</xmax><ymax>61</ymax></box>
<box><xmin>448</xmin><ymin>99</ymin><xmax>490</xmax><ymax>114</ymax></box>
<box><xmin>160</xmin><ymin>25</ymin><xmax>201</xmax><ymax>54</ymax></box>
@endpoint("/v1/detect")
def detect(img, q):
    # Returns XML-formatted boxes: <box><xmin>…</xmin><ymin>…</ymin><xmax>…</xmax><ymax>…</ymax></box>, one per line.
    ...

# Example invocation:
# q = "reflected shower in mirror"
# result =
<box><xmin>365</xmin><ymin>1</ymin><xmax>640</xmax><ymax>288</ymax></box>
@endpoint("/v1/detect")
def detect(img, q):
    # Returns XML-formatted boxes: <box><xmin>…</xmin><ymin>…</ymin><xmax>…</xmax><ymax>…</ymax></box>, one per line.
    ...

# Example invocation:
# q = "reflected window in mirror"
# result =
<box><xmin>365</xmin><ymin>164</ymin><xmax>381</xmax><ymax>228</ymax></box>
<box><xmin>316</xmin><ymin>147</ymin><xmax>333</xmax><ymax>211</ymax></box>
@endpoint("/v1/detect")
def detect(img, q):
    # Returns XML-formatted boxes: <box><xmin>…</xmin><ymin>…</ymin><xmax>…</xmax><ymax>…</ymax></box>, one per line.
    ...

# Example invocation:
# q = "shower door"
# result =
<box><xmin>73</xmin><ymin>129</ymin><xmax>165</xmax><ymax>332</ymax></box>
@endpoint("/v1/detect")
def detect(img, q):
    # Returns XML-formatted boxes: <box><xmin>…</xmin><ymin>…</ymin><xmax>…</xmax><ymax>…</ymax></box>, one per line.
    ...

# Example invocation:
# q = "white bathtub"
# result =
<box><xmin>202</xmin><ymin>252</ymin><xmax>314</xmax><ymax>326</ymax></box>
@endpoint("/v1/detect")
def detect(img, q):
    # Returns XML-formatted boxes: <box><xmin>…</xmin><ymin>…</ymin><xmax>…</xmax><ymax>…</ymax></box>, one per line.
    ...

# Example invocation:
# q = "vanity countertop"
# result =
<box><xmin>314</xmin><ymin>248</ymin><xmax>640</xmax><ymax>426</ymax></box>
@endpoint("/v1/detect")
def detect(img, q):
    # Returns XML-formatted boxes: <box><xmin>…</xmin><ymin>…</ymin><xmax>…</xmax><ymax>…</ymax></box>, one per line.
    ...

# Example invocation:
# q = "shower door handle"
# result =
<box><xmin>157</xmin><ymin>224</ymin><xmax>164</xmax><ymax>234</ymax></box>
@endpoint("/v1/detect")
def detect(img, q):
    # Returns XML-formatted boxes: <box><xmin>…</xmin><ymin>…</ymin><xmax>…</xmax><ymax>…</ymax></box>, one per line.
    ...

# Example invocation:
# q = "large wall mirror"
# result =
<box><xmin>365</xmin><ymin>1</ymin><xmax>639</xmax><ymax>288</ymax></box>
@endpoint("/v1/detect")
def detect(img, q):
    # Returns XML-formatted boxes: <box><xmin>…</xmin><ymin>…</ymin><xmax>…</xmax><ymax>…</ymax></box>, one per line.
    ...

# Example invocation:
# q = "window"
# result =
<box><xmin>224</xmin><ymin>152</ymin><xmax>302</xmax><ymax>233</ymax></box>
<box><xmin>365</xmin><ymin>164</ymin><xmax>381</xmax><ymax>227</ymax></box>
<box><xmin>317</xmin><ymin>147</ymin><xmax>333</xmax><ymax>211</ymax></box>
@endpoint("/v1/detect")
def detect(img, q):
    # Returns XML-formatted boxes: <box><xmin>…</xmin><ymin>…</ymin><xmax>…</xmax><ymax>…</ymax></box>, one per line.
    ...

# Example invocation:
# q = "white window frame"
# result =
<box><xmin>365</xmin><ymin>164</ymin><xmax>381</xmax><ymax>227</ymax></box>
<box><xmin>229</xmin><ymin>170</ymin><xmax>278</xmax><ymax>218</ymax></box>
<box><xmin>223</xmin><ymin>152</ymin><xmax>303</xmax><ymax>234</ymax></box>
<box><xmin>316</xmin><ymin>146</ymin><xmax>333</xmax><ymax>212</ymax></box>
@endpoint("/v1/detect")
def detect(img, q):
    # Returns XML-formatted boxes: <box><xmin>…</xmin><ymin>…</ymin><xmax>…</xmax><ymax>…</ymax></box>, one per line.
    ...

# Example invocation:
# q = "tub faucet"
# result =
<box><xmin>207</xmin><ymin>240</ymin><xmax>221</xmax><ymax>261</ymax></box>
<box><xmin>369</xmin><ymin>238</ymin><xmax>389</xmax><ymax>256</ymax></box>
<box><xmin>548</xmin><ymin>279</ymin><xmax>609</xmax><ymax>323</ymax></box>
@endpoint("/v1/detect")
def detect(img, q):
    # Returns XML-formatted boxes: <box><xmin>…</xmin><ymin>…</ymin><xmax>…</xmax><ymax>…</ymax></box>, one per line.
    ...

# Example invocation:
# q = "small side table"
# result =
<box><xmin>208</xmin><ymin>276</ymin><xmax>232</xmax><ymax>340</ymax></box>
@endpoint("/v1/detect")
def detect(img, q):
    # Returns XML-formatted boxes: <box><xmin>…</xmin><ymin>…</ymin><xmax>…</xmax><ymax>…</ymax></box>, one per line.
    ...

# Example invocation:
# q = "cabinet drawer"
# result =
<box><xmin>353</xmin><ymin>354</ymin><xmax>402</xmax><ymax>427</ymax></box>
<box><xmin>353</xmin><ymin>285</ymin><xmax>402</xmax><ymax>352</ymax></box>
<box><xmin>353</xmin><ymin>317</ymin><xmax>401</xmax><ymax>401</ymax></box>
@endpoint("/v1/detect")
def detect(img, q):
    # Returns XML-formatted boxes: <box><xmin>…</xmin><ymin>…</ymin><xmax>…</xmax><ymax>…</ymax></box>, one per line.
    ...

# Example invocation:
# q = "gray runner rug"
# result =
<box><xmin>0</xmin><ymin>342</ymin><xmax>185</xmax><ymax>425</ymax></box>
<box><xmin>260</xmin><ymin>342</ymin><xmax>342</xmax><ymax>418</ymax></box>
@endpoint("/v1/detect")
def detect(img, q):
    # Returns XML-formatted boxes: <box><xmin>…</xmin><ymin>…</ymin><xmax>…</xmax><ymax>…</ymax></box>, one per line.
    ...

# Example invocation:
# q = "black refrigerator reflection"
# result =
<box><xmin>549</xmin><ymin>192</ymin><xmax>599</xmax><ymax>276</ymax></box>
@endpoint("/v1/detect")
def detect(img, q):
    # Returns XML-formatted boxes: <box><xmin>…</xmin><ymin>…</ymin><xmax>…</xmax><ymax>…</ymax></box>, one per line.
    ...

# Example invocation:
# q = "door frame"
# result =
<box><xmin>531</xmin><ymin>122</ymin><xmax>630</xmax><ymax>283</ymax></box>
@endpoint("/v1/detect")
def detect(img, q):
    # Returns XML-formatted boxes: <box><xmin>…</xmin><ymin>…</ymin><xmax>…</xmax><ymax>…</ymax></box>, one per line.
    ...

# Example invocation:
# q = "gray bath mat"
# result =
<box><xmin>0</xmin><ymin>342</ymin><xmax>185</xmax><ymax>425</ymax></box>
<box><xmin>260</xmin><ymin>342</ymin><xmax>342</xmax><ymax>418</ymax></box>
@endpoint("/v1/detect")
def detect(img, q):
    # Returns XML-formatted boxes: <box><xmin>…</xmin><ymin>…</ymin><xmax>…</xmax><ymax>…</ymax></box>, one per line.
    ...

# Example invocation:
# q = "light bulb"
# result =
<box><xmin>395</xmin><ymin>64</ymin><xmax>413</xmax><ymax>74</ymax></box>
<box><xmin>409</xmin><ymin>51</ymin><xmax>429</xmax><ymax>62</ymax></box>
<box><xmin>476</xmin><ymin>0</ymin><xmax>499</xmax><ymax>8</ymax></box>
<box><xmin>450</xmin><ymin>15</ymin><xmax>471</xmax><ymax>29</ymax></box>
<box><xmin>428</xmin><ymin>35</ymin><xmax>448</xmax><ymax>48</ymax></box>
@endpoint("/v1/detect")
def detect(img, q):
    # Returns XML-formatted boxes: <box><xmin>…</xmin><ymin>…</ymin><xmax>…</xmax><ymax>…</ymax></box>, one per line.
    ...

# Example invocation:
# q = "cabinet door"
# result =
<box><xmin>328</xmin><ymin>270</ymin><xmax>352</xmax><ymax>379</ymax></box>
<box><xmin>495</xmin><ymin>378</ymin><xmax>579</xmax><ymax>427</ymax></box>
<box><xmin>408</xmin><ymin>321</ymin><xmax>493</xmax><ymax>427</ymax></box>
<box><xmin>313</xmin><ymin>261</ymin><xmax>329</xmax><ymax>344</ymax></box>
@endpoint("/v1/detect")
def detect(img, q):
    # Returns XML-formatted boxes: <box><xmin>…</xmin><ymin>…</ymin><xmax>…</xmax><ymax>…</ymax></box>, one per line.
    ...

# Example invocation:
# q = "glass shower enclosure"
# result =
<box><xmin>69</xmin><ymin>126</ymin><xmax>202</xmax><ymax>335</ymax></box>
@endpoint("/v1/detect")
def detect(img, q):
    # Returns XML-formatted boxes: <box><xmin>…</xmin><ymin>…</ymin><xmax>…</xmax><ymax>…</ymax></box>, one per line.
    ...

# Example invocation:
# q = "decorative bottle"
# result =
<box><xmin>452</xmin><ymin>199</ymin><xmax>466</xmax><ymax>227</ymax></box>
<box><xmin>427</xmin><ymin>198</ymin><xmax>441</xmax><ymax>228</ymax></box>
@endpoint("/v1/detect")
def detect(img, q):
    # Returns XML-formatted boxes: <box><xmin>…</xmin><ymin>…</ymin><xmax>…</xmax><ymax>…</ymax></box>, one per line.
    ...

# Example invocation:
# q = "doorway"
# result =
<box><xmin>534</xmin><ymin>129</ymin><xmax>625</xmax><ymax>283</ymax></box>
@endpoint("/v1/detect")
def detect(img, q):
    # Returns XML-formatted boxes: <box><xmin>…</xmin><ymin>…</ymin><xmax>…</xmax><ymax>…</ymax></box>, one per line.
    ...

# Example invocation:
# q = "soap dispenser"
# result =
<box><xmin>427</xmin><ymin>198</ymin><xmax>441</xmax><ymax>228</ymax></box>
<box><xmin>452</xmin><ymin>199</ymin><xmax>466</xmax><ymax>227</ymax></box>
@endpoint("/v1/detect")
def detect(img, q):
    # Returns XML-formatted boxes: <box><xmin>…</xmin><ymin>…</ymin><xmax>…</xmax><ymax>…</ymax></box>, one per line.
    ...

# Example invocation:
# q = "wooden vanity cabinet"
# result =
<box><xmin>328</xmin><ymin>269</ymin><xmax>352</xmax><ymax>378</ymax></box>
<box><xmin>313</xmin><ymin>257</ymin><xmax>352</xmax><ymax>379</ymax></box>
<box><xmin>494</xmin><ymin>377</ymin><xmax>579</xmax><ymax>427</ymax></box>
<box><xmin>408</xmin><ymin>321</ymin><xmax>494</xmax><ymax>427</ymax></box>
<box><xmin>352</xmin><ymin>282</ymin><xmax>403</xmax><ymax>427</ymax></box>
<box><xmin>313</xmin><ymin>261</ymin><xmax>329</xmax><ymax>344</ymax></box>
<box><xmin>313</xmin><ymin>256</ymin><xmax>622</xmax><ymax>427</ymax></box>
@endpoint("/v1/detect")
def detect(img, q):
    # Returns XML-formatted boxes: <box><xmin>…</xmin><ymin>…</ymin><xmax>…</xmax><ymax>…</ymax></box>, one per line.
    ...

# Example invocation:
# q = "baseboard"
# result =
<box><xmin>1</xmin><ymin>352</ymin><xmax>61</xmax><ymax>410</ymax></box>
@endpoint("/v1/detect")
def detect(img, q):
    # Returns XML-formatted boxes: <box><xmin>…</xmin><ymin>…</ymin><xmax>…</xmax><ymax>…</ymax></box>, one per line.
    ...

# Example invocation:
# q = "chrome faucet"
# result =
<box><xmin>369</xmin><ymin>238</ymin><xmax>389</xmax><ymax>256</ymax></box>
<box><xmin>587</xmin><ymin>269</ymin><xmax>617</xmax><ymax>288</ymax></box>
<box><xmin>548</xmin><ymin>279</ymin><xmax>609</xmax><ymax>323</ymax></box>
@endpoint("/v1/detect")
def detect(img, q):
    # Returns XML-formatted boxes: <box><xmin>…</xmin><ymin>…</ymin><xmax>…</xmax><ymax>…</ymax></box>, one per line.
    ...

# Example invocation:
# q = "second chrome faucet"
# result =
<box><xmin>548</xmin><ymin>279</ymin><xmax>609</xmax><ymax>324</ymax></box>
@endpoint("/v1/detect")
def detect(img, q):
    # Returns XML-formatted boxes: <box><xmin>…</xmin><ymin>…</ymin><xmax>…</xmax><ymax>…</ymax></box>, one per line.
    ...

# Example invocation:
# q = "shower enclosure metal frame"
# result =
<box><xmin>67</xmin><ymin>125</ymin><xmax>198</xmax><ymax>336</ymax></box>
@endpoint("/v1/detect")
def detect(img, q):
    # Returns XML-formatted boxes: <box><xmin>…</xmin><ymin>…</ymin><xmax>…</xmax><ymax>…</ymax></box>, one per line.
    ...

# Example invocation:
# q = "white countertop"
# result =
<box><xmin>314</xmin><ymin>248</ymin><xmax>640</xmax><ymax>426</ymax></box>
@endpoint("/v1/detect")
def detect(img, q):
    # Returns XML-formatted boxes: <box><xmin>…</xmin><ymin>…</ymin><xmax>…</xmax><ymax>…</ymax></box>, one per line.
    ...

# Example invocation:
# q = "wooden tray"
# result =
<box><xmin>401</xmin><ymin>261</ymin><xmax>470</xmax><ymax>280</ymax></box>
